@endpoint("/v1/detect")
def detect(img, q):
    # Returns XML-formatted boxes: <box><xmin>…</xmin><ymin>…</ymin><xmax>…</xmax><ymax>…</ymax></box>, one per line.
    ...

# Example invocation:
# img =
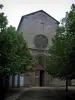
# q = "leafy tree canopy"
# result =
<box><xmin>0</xmin><ymin>4</ymin><xmax>32</xmax><ymax>76</ymax></box>
<box><xmin>46</xmin><ymin>4</ymin><xmax>75</xmax><ymax>80</ymax></box>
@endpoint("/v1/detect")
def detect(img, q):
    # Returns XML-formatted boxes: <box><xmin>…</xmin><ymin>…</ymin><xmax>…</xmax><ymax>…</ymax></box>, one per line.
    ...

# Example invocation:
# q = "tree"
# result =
<box><xmin>0</xmin><ymin>26</ymin><xmax>32</xmax><ymax>75</ymax></box>
<box><xmin>0</xmin><ymin>4</ymin><xmax>32</xmax><ymax>99</ymax></box>
<box><xmin>46</xmin><ymin>4</ymin><xmax>75</xmax><ymax>91</ymax></box>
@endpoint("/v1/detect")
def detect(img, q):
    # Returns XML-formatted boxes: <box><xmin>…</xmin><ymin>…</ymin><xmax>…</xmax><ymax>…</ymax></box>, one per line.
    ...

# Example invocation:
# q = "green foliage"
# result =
<box><xmin>66</xmin><ymin>4</ymin><xmax>75</xmax><ymax>34</ymax></box>
<box><xmin>46</xmin><ymin>4</ymin><xmax>75</xmax><ymax>79</ymax></box>
<box><xmin>0</xmin><ymin>4</ymin><xmax>8</xmax><ymax>30</ymax></box>
<box><xmin>0</xmin><ymin>5</ymin><xmax>32</xmax><ymax>76</ymax></box>
<box><xmin>31</xmin><ymin>54</ymin><xmax>47</xmax><ymax>71</ymax></box>
<box><xmin>0</xmin><ymin>4</ymin><xmax>3</xmax><ymax>9</ymax></box>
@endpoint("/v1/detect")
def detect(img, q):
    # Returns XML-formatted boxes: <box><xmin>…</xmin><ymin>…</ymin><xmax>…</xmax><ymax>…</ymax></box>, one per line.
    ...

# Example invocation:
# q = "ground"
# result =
<box><xmin>5</xmin><ymin>87</ymin><xmax>75</xmax><ymax>100</ymax></box>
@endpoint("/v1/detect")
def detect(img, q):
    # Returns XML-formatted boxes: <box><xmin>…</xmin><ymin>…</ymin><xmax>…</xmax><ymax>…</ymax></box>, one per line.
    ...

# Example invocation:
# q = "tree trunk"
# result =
<box><xmin>66</xmin><ymin>78</ymin><xmax>68</xmax><ymax>91</ymax></box>
<box><xmin>0</xmin><ymin>77</ymin><xmax>5</xmax><ymax>100</ymax></box>
<box><xmin>0</xmin><ymin>76</ymin><xmax>8</xmax><ymax>100</ymax></box>
<box><xmin>17</xmin><ymin>74</ymin><xmax>20</xmax><ymax>87</ymax></box>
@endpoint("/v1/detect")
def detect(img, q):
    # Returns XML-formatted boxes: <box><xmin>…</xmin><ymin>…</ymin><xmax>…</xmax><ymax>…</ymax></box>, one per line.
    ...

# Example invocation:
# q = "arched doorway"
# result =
<box><xmin>35</xmin><ymin>64</ymin><xmax>44</xmax><ymax>86</ymax></box>
<box><xmin>39</xmin><ymin>70</ymin><xmax>44</xmax><ymax>86</ymax></box>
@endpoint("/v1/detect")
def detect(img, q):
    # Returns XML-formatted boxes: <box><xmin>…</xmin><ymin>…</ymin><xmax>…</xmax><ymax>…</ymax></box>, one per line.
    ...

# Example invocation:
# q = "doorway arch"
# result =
<box><xmin>35</xmin><ymin>64</ymin><xmax>44</xmax><ymax>86</ymax></box>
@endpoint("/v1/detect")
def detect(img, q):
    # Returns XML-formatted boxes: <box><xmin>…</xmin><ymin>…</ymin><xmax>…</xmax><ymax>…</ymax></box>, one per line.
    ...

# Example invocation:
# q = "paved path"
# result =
<box><xmin>5</xmin><ymin>87</ymin><xmax>75</xmax><ymax>100</ymax></box>
<box><xmin>4</xmin><ymin>88</ymin><xmax>28</xmax><ymax>100</ymax></box>
<box><xmin>16</xmin><ymin>87</ymin><xmax>75</xmax><ymax>100</ymax></box>
<box><xmin>16</xmin><ymin>87</ymin><xmax>58</xmax><ymax>100</ymax></box>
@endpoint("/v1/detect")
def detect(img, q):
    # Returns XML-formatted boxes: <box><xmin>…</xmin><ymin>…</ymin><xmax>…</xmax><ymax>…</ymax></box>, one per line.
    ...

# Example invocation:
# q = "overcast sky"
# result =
<box><xmin>0</xmin><ymin>0</ymin><xmax>75</xmax><ymax>28</ymax></box>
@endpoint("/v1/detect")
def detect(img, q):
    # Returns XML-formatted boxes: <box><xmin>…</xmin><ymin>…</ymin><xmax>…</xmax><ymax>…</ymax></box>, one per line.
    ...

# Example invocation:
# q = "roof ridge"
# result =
<box><xmin>22</xmin><ymin>10</ymin><xmax>44</xmax><ymax>17</ymax></box>
<box><xmin>17</xmin><ymin>10</ymin><xmax>59</xmax><ymax>30</ymax></box>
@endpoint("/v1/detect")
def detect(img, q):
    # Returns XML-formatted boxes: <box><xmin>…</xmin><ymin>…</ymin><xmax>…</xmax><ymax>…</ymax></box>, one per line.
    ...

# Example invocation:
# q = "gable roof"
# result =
<box><xmin>17</xmin><ymin>10</ymin><xmax>60</xmax><ymax>31</ymax></box>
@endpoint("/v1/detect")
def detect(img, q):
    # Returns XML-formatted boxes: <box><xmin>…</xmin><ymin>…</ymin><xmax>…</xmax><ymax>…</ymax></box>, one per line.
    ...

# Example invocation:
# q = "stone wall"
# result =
<box><xmin>19</xmin><ymin>11</ymin><xmax>58</xmax><ymax>50</ymax></box>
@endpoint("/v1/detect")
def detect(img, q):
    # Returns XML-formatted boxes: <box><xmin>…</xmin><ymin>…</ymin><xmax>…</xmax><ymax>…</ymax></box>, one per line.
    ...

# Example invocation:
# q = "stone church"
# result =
<box><xmin>9</xmin><ymin>10</ymin><xmax>74</xmax><ymax>87</ymax></box>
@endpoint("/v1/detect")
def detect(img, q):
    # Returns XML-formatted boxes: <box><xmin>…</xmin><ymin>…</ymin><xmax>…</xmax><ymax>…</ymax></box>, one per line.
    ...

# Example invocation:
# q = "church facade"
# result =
<box><xmin>9</xmin><ymin>10</ymin><xmax>72</xmax><ymax>87</ymax></box>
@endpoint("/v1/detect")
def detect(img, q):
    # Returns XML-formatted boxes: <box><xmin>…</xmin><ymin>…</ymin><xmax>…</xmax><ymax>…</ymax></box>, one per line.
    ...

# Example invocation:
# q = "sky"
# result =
<box><xmin>0</xmin><ymin>0</ymin><xmax>75</xmax><ymax>28</ymax></box>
